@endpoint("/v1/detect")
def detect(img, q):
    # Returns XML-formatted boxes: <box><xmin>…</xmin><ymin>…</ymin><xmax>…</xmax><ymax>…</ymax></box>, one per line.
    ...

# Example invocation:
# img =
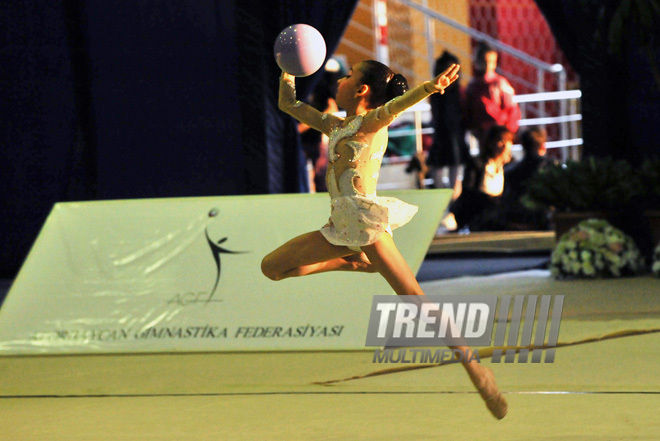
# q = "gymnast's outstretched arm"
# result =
<box><xmin>363</xmin><ymin>63</ymin><xmax>461</xmax><ymax>132</ymax></box>
<box><xmin>278</xmin><ymin>72</ymin><xmax>341</xmax><ymax>136</ymax></box>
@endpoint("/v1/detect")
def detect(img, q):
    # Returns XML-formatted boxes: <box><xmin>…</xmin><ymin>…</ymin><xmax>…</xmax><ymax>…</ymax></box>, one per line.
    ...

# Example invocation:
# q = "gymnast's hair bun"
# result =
<box><xmin>387</xmin><ymin>73</ymin><xmax>409</xmax><ymax>99</ymax></box>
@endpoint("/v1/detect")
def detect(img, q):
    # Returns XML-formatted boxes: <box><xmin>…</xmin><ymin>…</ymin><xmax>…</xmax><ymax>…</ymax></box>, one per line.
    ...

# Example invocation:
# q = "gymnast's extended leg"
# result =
<box><xmin>361</xmin><ymin>233</ymin><xmax>508</xmax><ymax>419</ymax></box>
<box><xmin>261</xmin><ymin>231</ymin><xmax>376</xmax><ymax>281</ymax></box>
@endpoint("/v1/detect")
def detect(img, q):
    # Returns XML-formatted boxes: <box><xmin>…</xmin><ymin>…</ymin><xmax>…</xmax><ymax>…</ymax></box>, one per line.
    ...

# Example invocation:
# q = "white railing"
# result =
<box><xmin>386</xmin><ymin>87</ymin><xmax>583</xmax><ymax>165</ymax></box>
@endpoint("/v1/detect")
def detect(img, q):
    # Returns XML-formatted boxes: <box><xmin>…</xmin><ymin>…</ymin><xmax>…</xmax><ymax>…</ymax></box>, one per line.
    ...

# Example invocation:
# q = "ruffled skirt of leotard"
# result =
<box><xmin>320</xmin><ymin>194</ymin><xmax>418</xmax><ymax>249</ymax></box>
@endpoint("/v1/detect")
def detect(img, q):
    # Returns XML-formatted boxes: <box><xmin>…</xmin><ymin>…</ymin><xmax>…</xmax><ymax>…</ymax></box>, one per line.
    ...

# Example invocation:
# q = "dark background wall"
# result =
<box><xmin>535</xmin><ymin>0</ymin><xmax>660</xmax><ymax>164</ymax></box>
<box><xmin>0</xmin><ymin>0</ymin><xmax>357</xmax><ymax>277</ymax></box>
<box><xmin>1</xmin><ymin>0</ymin><xmax>658</xmax><ymax>277</ymax></box>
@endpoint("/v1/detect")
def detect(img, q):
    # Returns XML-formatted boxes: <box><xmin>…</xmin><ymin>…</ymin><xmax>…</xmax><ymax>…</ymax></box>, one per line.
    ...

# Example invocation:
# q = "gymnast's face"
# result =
<box><xmin>502</xmin><ymin>138</ymin><xmax>513</xmax><ymax>164</ymax></box>
<box><xmin>336</xmin><ymin>64</ymin><xmax>365</xmax><ymax>109</ymax></box>
<box><xmin>485</xmin><ymin>51</ymin><xmax>498</xmax><ymax>75</ymax></box>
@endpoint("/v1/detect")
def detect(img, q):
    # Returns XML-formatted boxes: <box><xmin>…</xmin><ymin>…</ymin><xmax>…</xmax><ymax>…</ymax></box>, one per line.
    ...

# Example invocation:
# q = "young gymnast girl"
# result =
<box><xmin>261</xmin><ymin>60</ymin><xmax>507</xmax><ymax>419</ymax></box>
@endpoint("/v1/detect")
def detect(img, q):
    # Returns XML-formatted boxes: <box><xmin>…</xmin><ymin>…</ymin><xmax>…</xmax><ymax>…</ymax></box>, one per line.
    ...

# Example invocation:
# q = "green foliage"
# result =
<box><xmin>522</xmin><ymin>157</ymin><xmax>642</xmax><ymax>212</ymax></box>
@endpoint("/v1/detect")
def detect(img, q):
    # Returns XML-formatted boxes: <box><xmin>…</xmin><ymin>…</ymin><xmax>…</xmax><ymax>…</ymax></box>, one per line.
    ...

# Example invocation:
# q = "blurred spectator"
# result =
<box><xmin>428</xmin><ymin>51</ymin><xmax>470</xmax><ymax>193</ymax></box>
<box><xmin>446</xmin><ymin>125</ymin><xmax>514</xmax><ymax>231</ymax></box>
<box><xmin>504</xmin><ymin>126</ymin><xmax>549</xmax><ymax>201</ymax></box>
<box><xmin>298</xmin><ymin>59</ymin><xmax>343</xmax><ymax>192</ymax></box>
<box><xmin>464</xmin><ymin>42</ymin><xmax>521</xmax><ymax>146</ymax></box>
<box><xmin>502</xmin><ymin>126</ymin><xmax>553</xmax><ymax>230</ymax></box>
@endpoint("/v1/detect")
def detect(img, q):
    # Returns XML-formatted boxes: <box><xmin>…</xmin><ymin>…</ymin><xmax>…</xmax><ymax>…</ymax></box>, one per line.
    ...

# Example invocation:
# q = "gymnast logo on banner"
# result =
<box><xmin>366</xmin><ymin>295</ymin><xmax>564</xmax><ymax>364</ymax></box>
<box><xmin>203</xmin><ymin>208</ymin><xmax>248</xmax><ymax>303</ymax></box>
<box><xmin>169</xmin><ymin>208</ymin><xmax>250</xmax><ymax>306</ymax></box>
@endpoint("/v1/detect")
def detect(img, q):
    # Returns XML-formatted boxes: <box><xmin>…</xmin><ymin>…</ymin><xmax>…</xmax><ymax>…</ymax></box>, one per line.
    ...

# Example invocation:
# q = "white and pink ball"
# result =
<box><xmin>273</xmin><ymin>24</ymin><xmax>326</xmax><ymax>77</ymax></box>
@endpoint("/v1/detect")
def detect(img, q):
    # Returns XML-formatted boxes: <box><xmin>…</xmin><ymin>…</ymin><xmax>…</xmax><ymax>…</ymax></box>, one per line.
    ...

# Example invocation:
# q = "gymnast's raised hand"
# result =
<box><xmin>425</xmin><ymin>63</ymin><xmax>461</xmax><ymax>94</ymax></box>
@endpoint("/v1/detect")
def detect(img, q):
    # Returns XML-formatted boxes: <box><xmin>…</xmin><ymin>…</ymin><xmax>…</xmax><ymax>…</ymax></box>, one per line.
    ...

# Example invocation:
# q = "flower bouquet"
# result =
<box><xmin>550</xmin><ymin>218</ymin><xmax>646</xmax><ymax>279</ymax></box>
<box><xmin>653</xmin><ymin>243</ymin><xmax>660</xmax><ymax>277</ymax></box>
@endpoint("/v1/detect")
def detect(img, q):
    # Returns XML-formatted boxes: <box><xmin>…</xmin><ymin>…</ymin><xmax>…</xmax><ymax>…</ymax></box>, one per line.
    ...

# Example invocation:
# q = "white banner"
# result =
<box><xmin>0</xmin><ymin>190</ymin><xmax>451</xmax><ymax>354</ymax></box>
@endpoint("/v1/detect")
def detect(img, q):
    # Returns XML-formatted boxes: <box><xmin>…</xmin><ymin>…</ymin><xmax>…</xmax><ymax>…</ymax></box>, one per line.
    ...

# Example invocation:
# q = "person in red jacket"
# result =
<box><xmin>464</xmin><ymin>42</ymin><xmax>521</xmax><ymax>145</ymax></box>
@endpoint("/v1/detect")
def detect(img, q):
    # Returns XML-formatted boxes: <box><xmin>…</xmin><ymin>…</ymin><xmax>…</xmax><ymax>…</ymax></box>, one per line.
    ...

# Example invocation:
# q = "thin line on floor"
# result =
<box><xmin>1</xmin><ymin>390</ymin><xmax>659</xmax><ymax>400</ymax></box>
<box><xmin>314</xmin><ymin>328</ymin><xmax>660</xmax><ymax>385</ymax></box>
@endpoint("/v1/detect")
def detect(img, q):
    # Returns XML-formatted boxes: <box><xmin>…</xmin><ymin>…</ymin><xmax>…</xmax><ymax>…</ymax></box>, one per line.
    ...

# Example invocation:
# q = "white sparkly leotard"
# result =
<box><xmin>278</xmin><ymin>74</ymin><xmax>435</xmax><ymax>250</ymax></box>
<box><xmin>319</xmin><ymin>115</ymin><xmax>418</xmax><ymax>250</ymax></box>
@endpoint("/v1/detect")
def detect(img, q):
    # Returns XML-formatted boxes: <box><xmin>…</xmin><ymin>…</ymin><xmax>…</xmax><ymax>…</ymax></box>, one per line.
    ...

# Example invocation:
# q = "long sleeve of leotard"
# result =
<box><xmin>362</xmin><ymin>82</ymin><xmax>436</xmax><ymax>132</ymax></box>
<box><xmin>278</xmin><ymin>74</ymin><xmax>340</xmax><ymax>136</ymax></box>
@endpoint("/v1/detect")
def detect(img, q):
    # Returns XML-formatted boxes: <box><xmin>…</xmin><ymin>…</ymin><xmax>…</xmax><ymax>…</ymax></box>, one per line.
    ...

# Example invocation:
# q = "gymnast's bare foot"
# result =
<box><xmin>342</xmin><ymin>253</ymin><xmax>377</xmax><ymax>273</ymax></box>
<box><xmin>468</xmin><ymin>365</ymin><xmax>508</xmax><ymax>419</ymax></box>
